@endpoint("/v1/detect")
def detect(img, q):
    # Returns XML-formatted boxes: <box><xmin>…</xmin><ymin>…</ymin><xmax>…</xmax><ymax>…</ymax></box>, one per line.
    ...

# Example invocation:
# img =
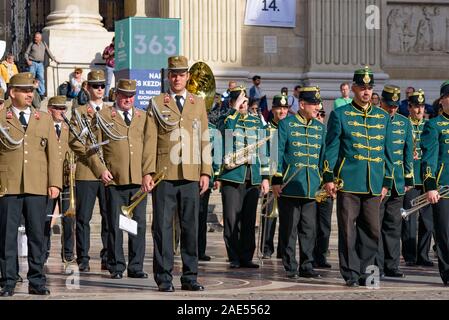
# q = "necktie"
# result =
<box><xmin>19</xmin><ymin>111</ymin><xmax>27</xmax><ymax>130</ymax></box>
<box><xmin>55</xmin><ymin>124</ymin><xmax>61</xmax><ymax>138</ymax></box>
<box><xmin>123</xmin><ymin>110</ymin><xmax>131</xmax><ymax>126</ymax></box>
<box><xmin>96</xmin><ymin>106</ymin><xmax>101</xmax><ymax>112</ymax></box>
<box><xmin>175</xmin><ymin>95</ymin><xmax>183</xmax><ymax>113</ymax></box>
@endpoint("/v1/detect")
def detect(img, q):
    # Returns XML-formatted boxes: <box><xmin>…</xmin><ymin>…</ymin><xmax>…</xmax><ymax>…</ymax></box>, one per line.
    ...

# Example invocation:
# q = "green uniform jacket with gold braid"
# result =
<box><xmin>272</xmin><ymin>113</ymin><xmax>326</xmax><ymax>199</ymax></box>
<box><xmin>387</xmin><ymin>113</ymin><xmax>414</xmax><ymax>195</ymax></box>
<box><xmin>218</xmin><ymin>111</ymin><xmax>269</xmax><ymax>185</ymax></box>
<box><xmin>409</xmin><ymin>117</ymin><xmax>426</xmax><ymax>186</ymax></box>
<box><xmin>323</xmin><ymin>102</ymin><xmax>395</xmax><ymax>195</ymax></box>
<box><xmin>421</xmin><ymin>113</ymin><xmax>449</xmax><ymax>197</ymax></box>
<box><xmin>267</xmin><ymin>119</ymin><xmax>279</xmax><ymax>177</ymax></box>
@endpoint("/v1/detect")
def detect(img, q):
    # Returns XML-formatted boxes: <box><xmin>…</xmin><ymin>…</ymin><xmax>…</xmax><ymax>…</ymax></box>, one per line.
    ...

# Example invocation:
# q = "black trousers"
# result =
<box><xmin>198</xmin><ymin>189</ymin><xmax>211</xmax><ymax>257</ymax></box>
<box><xmin>106</xmin><ymin>185</ymin><xmax>146</xmax><ymax>274</ymax></box>
<box><xmin>401</xmin><ymin>187</ymin><xmax>434</xmax><ymax>263</ymax></box>
<box><xmin>260</xmin><ymin>192</ymin><xmax>281</xmax><ymax>257</ymax></box>
<box><xmin>0</xmin><ymin>195</ymin><xmax>47</xmax><ymax>288</ymax></box>
<box><xmin>313</xmin><ymin>198</ymin><xmax>333</xmax><ymax>264</ymax></box>
<box><xmin>43</xmin><ymin>187</ymin><xmax>74</xmax><ymax>261</ymax></box>
<box><xmin>432</xmin><ymin>198</ymin><xmax>449</xmax><ymax>283</ymax></box>
<box><xmin>75</xmin><ymin>180</ymin><xmax>109</xmax><ymax>265</ymax></box>
<box><xmin>377</xmin><ymin>193</ymin><xmax>403</xmax><ymax>272</ymax></box>
<box><xmin>337</xmin><ymin>192</ymin><xmax>381</xmax><ymax>282</ymax></box>
<box><xmin>278</xmin><ymin>197</ymin><xmax>316</xmax><ymax>274</ymax></box>
<box><xmin>221</xmin><ymin>181</ymin><xmax>259</xmax><ymax>264</ymax></box>
<box><xmin>152</xmin><ymin>180</ymin><xmax>200</xmax><ymax>285</ymax></box>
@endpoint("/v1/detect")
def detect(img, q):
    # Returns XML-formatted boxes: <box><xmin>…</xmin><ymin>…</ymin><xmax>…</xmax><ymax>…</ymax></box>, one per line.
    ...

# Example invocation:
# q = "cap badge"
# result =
<box><xmin>392</xmin><ymin>93</ymin><xmax>399</xmax><ymax>102</ymax></box>
<box><xmin>280</xmin><ymin>97</ymin><xmax>286</xmax><ymax>105</ymax></box>
<box><xmin>418</xmin><ymin>94</ymin><xmax>424</xmax><ymax>104</ymax></box>
<box><xmin>315</xmin><ymin>91</ymin><xmax>321</xmax><ymax>100</ymax></box>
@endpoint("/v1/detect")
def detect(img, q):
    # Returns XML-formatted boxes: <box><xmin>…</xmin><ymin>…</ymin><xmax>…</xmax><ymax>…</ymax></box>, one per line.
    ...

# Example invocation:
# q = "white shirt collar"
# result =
<box><xmin>89</xmin><ymin>101</ymin><xmax>104</xmax><ymax>111</ymax></box>
<box><xmin>170</xmin><ymin>90</ymin><xmax>187</xmax><ymax>101</ymax></box>
<box><xmin>115</xmin><ymin>107</ymin><xmax>133</xmax><ymax>122</ymax></box>
<box><xmin>11</xmin><ymin>106</ymin><xmax>31</xmax><ymax>123</ymax></box>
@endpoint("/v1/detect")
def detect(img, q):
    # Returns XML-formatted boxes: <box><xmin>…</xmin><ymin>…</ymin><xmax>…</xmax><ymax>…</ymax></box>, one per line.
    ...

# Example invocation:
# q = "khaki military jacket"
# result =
<box><xmin>69</xmin><ymin>103</ymin><xmax>102</xmax><ymax>181</ymax></box>
<box><xmin>0</xmin><ymin>106</ymin><xmax>62</xmax><ymax>195</ymax></box>
<box><xmin>88</xmin><ymin>105</ymin><xmax>146</xmax><ymax>186</ymax></box>
<box><xmin>142</xmin><ymin>92</ymin><xmax>212</xmax><ymax>181</ymax></box>
<box><xmin>54</xmin><ymin>121</ymin><xmax>71</xmax><ymax>187</ymax></box>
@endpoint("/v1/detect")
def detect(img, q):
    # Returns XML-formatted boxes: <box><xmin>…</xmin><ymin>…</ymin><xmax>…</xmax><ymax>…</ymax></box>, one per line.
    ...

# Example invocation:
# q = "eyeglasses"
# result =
<box><xmin>75</xmin><ymin>71</ymin><xmax>81</xmax><ymax>74</ymax></box>
<box><xmin>91</xmin><ymin>84</ymin><xmax>105</xmax><ymax>89</ymax></box>
<box><xmin>317</xmin><ymin>112</ymin><xmax>325</xmax><ymax>117</ymax></box>
<box><xmin>51</xmin><ymin>106</ymin><xmax>66</xmax><ymax>110</ymax></box>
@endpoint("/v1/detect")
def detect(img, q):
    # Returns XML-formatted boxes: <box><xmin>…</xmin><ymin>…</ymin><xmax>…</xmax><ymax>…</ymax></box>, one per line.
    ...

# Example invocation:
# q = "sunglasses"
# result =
<box><xmin>51</xmin><ymin>106</ymin><xmax>66</xmax><ymax>110</ymax></box>
<box><xmin>91</xmin><ymin>84</ymin><xmax>105</xmax><ymax>89</ymax></box>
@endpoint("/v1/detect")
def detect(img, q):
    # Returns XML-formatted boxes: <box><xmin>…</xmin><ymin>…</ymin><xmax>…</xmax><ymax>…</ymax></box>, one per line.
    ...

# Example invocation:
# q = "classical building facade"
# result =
<box><xmin>1</xmin><ymin>0</ymin><xmax>448</xmax><ymax>107</ymax></box>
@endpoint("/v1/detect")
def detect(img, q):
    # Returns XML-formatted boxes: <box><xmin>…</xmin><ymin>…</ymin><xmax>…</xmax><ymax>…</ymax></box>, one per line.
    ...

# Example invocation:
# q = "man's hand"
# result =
<box><xmin>272</xmin><ymin>185</ymin><xmax>282</xmax><ymax>198</ymax></box>
<box><xmin>261</xmin><ymin>179</ymin><xmax>270</xmax><ymax>195</ymax></box>
<box><xmin>405</xmin><ymin>186</ymin><xmax>413</xmax><ymax>192</ymax></box>
<box><xmin>235</xmin><ymin>91</ymin><xmax>248</xmax><ymax>114</ymax></box>
<box><xmin>381</xmin><ymin>187</ymin><xmax>389</xmax><ymax>202</ymax></box>
<box><xmin>213</xmin><ymin>181</ymin><xmax>221</xmax><ymax>190</ymax></box>
<box><xmin>48</xmin><ymin>187</ymin><xmax>60</xmax><ymax>199</ymax></box>
<box><xmin>199</xmin><ymin>175</ymin><xmax>210</xmax><ymax>195</ymax></box>
<box><xmin>26</xmin><ymin>60</ymin><xmax>32</xmax><ymax>66</ymax></box>
<box><xmin>141</xmin><ymin>174</ymin><xmax>154</xmax><ymax>193</ymax></box>
<box><xmin>427</xmin><ymin>190</ymin><xmax>440</xmax><ymax>204</ymax></box>
<box><xmin>324</xmin><ymin>182</ymin><xmax>337</xmax><ymax>199</ymax></box>
<box><xmin>101</xmin><ymin>170</ymin><xmax>114</xmax><ymax>185</ymax></box>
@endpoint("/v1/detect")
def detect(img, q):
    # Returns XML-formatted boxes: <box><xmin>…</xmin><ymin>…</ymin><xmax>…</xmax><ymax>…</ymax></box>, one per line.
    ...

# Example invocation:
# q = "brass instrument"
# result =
<box><xmin>0</xmin><ymin>124</ymin><xmax>23</xmax><ymax>150</ymax></box>
<box><xmin>62</xmin><ymin>111</ymin><xmax>87</xmax><ymax>145</ymax></box>
<box><xmin>81</xmin><ymin>114</ymin><xmax>107</xmax><ymax>165</ymax></box>
<box><xmin>315</xmin><ymin>178</ymin><xmax>344</xmax><ymax>203</ymax></box>
<box><xmin>186</xmin><ymin>61</ymin><xmax>216</xmax><ymax>112</ymax></box>
<box><xmin>62</xmin><ymin>152</ymin><xmax>76</xmax><ymax>218</ymax></box>
<box><xmin>224</xmin><ymin>135</ymin><xmax>271</xmax><ymax>170</ymax></box>
<box><xmin>121</xmin><ymin>169</ymin><xmax>166</xmax><ymax>219</ymax></box>
<box><xmin>401</xmin><ymin>185</ymin><xmax>449</xmax><ymax>220</ymax></box>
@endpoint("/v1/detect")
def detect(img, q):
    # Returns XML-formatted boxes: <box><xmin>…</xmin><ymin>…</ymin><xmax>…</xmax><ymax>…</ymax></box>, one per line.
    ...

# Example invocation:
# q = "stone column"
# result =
<box><xmin>44</xmin><ymin>0</ymin><xmax>106</xmax><ymax>31</ymax></box>
<box><xmin>124</xmin><ymin>0</ymin><xmax>147</xmax><ymax>17</ymax></box>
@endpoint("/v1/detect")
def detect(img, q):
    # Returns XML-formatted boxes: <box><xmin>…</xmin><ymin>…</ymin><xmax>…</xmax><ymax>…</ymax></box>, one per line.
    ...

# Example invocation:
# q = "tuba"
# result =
<box><xmin>186</xmin><ymin>62</ymin><xmax>216</xmax><ymax>112</ymax></box>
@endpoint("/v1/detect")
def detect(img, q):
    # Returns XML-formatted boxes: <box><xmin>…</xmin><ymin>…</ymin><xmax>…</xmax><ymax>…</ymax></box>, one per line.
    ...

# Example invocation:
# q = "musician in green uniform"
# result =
<box><xmin>421</xmin><ymin>80</ymin><xmax>449</xmax><ymax>285</ymax></box>
<box><xmin>272</xmin><ymin>87</ymin><xmax>325</xmax><ymax>279</ymax></box>
<box><xmin>401</xmin><ymin>90</ymin><xmax>434</xmax><ymax>267</ymax></box>
<box><xmin>376</xmin><ymin>85</ymin><xmax>414</xmax><ymax>278</ymax></box>
<box><xmin>323</xmin><ymin>67</ymin><xmax>395</xmax><ymax>287</ymax></box>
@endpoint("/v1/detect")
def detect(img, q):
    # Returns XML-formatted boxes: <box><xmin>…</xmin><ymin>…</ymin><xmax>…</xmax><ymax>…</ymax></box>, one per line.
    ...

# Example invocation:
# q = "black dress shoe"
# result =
<box><xmin>158</xmin><ymin>282</ymin><xmax>175</xmax><ymax>292</ymax></box>
<box><xmin>29</xmin><ymin>286</ymin><xmax>50</xmax><ymax>295</ymax></box>
<box><xmin>0</xmin><ymin>287</ymin><xmax>15</xmax><ymax>297</ymax></box>
<box><xmin>262</xmin><ymin>253</ymin><xmax>272</xmax><ymax>259</ymax></box>
<box><xmin>127</xmin><ymin>271</ymin><xmax>148</xmax><ymax>279</ymax></box>
<box><xmin>229</xmin><ymin>261</ymin><xmax>240</xmax><ymax>269</ymax></box>
<box><xmin>181</xmin><ymin>281</ymin><xmax>204</xmax><ymax>291</ymax></box>
<box><xmin>384</xmin><ymin>269</ymin><xmax>405</xmax><ymax>278</ymax></box>
<box><xmin>416</xmin><ymin>260</ymin><xmax>434</xmax><ymax>267</ymax></box>
<box><xmin>199</xmin><ymin>255</ymin><xmax>211</xmax><ymax>261</ymax></box>
<box><xmin>111</xmin><ymin>272</ymin><xmax>123</xmax><ymax>279</ymax></box>
<box><xmin>405</xmin><ymin>261</ymin><xmax>416</xmax><ymax>267</ymax></box>
<box><xmin>314</xmin><ymin>261</ymin><xmax>332</xmax><ymax>269</ymax></box>
<box><xmin>286</xmin><ymin>272</ymin><xmax>299</xmax><ymax>279</ymax></box>
<box><xmin>240</xmin><ymin>261</ymin><xmax>259</xmax><ymax>268</ymax></box>
<box><xmin>78</xmin><ymin>263</ymin><xmax>90</xmax><ymax>272</ymax></box>
<box><xmin>346</xmin><ymin>279</ymin><xmax>359</xmax><ymax>288</ymax></box>
<box><xmin>101</xmin><ymin>262</ymin><xmax>109</xmax><ymax>271</ymax></box>
<box><xmin>299</xmin><ymin>269</ymin><xmax>321</xmax><ymax>278</ymax></box>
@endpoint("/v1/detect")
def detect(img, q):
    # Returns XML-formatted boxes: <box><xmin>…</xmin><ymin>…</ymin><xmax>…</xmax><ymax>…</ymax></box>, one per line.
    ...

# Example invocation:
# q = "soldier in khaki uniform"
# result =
<box><xmin>0</xmin><ymin>72</ymin><xmax>62</xmax><ymax>297</ymax></box>
<box><xmin>43</xmin><ymin>96</ymin><xmax>74</xmax><ymax>263</ymax></box>
<box><xmin>88</xmin><ymin>79</ymin><xmax>148</xmax><ymax>279</ymax></box>
<box><xmin>68</xmin><ymin>70</ymin><xmax>109</xmax><ymax>272</ymax></box>
<box><xmin>142</xmin><ymin>56</ymin><xmax>211</xmax><ymax>292</ymax></box>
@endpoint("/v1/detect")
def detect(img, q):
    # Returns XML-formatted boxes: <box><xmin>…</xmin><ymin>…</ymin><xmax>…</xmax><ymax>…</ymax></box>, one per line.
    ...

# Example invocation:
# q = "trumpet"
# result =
<box><xmin>315</xmin><ymin>179</ymin><xmax>344</xmax><ymax>203</ymax></box>
<box><xmin>121</xmin><ymin>169</ymin><xmax>166</xmax><ymax>219</ymax></box>
<box><xmin>62</xmin><ymin>152</ymin><xmax>76</xmax><ymax>218</ymax></box>
<box><xmin>401</xmin><ymin>185</ymin><xmax>449</xmax><ymax>220</ymax></box>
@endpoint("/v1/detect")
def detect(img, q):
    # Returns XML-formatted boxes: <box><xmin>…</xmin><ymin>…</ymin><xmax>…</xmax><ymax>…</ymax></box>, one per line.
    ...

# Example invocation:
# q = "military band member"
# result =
<box><xmin>272</xmin><ymin>87</ymin><xmax>325</xmax><ymax>279</ymax></box>
<box><xmin>68</xmin><ymin>70</ymin><xmax>109</xmax><ymax>272</ymax></box>
<box><xmin>376</xmin><ymin>85</ymin><xmax>414</xmax><ymax>278</ymax></box>
<box><xmin>401</xmin><ymin>90</ymin><xmax>434</xmax><ymax>267</ymax></box>
<box><xmin>0</xmin><ymin>72</ymin><xmax>62</xmax><ymax>296</ymax></box>
<box><xmin>323</xmin><ymin>67</ymin><xmax>394</xmax><ymax>287</ymax></box>
<box><xmin>88</xmin><ymin>79</ymin><xmax>147</xmax><ymax>279</ymax></box>
<box><xmin>261</xmin><ymin>94</ymin><xmax>288</xmax><ymax>260</ymax></box>
<box><xmin>142</xmin><ymin>55</ymin><xmax>211</xmax><ymax>292</ymax></box>
<box><xmin>43</xmin><ymin>96</ymin><xmax>74</xmax><ymax>263</ymax></box>
<box><xmin>218</xmin><ymin>86</ymin><xmax>270</xmax><ymax>269</ymax></box>
<box><xmin>421</xmin><ymin>80</ymin><xmax>449</xmax><ymax>285</ymax></box>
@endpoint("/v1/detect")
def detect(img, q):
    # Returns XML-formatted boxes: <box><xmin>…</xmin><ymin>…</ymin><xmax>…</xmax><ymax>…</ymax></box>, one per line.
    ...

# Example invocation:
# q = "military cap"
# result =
<box><xmin>381</xmin><ymin>85</ymin><xmax>401</xmax><ymax>107</ymax></box>
<box><xmin>9</xmin><ymin>72</ymin><xmax>34</xmax><ymax>89</ymax></box>
<box><xmin>440</xmin><ymin>80</ymin><xmax>449</xmax><ymax>98</ymax></box>
<box><xmin>0</xmin><ymin>88</ymin><xmax>4</xmax><ymax>102</ymax></box>
<box><xmin>229</xmin><ymin>86</ymin><xmax>247</xmax><ymax>101</ymax></box>
<box><xmin>353</xmin><ymin>66</ymin><xmax>374</xmax><ymax>86</ymax></box>
<box><xmin>298</xmin><ymin>86</ymin><xmax>322</xmax><ymax>104</ymax></box>
<box><xmin>87</xmin><ymin>69</ymin><xmax>105</xmax><ymax>84</ymax></box>
<box><xmin>167</xmin><ymin>55</ymin><xmax>189</xmax><ymax>72</ymax></box>
<box><xmin>48</xmin><ymin>95</ymin><xmax>67</xmax><ymax>108</ymax></box>
<box><xmin>272</xmin><ymin>94</ymin><xmax>289</xmax><ymax>108</ymax></box>
<box><xmin>408</xmin><ymin>89</ymin><xmax>425</xmax><ymax>105</ymax></box>
<box><xmin>116</xmin><ymin>79</ymin><xmax>136</xmax><ymax>96</ymax></box>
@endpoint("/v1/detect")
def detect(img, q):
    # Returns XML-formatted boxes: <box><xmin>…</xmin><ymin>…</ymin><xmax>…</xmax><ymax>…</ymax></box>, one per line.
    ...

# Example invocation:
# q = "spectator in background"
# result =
<box><xmin>76</xmin><ymin>80</ymin><xmax>89</xmax><ymax>106</ymax></box>
<box><xmin>102</xmin><ymin>37</ymin><xmax>115</xmax><ymax>101</ymax></box>
<box><xmin>288</xmin><ymin>85</ymin><xmax>301</xmax><ymax>115</ymax></box>
<box><xmin>0</xmin><ymin>53</ymin><xmax>19</xmax><ymax>85</ymax></box>
<box><xmin>399</xmin><ymin>86</ymin><xmax>434</xmax><ymax>117</ymax></box>
<box><xmin>249</xmin><ymin>75</ymin><xmax>268</xmax><ymax>120</ymax></box>
<box><xmin>221</xmin><ymin>80</ymin><xmax>237</xmax><ymax>110</ymax></box>
<box><xmin>371</xmin><ymin>92</ymin><xmax>380</xmax><ymax>107</ymax></box>
<box><xmin>68</xmin><ymin>67</ymin><xmax>85</xmax><ymax>99</ymax></box>
<box><xmin>24</xmin><ymin>32</ymin><xmax>59</xmax><ymax>99</ymax></box>
<box><xmin>281</xmin><ymin>87</ymin><xmax>288</xmax><ymax>96</ymax></box>
<box><xmin>333</xmin><ymin>82</ymin><xmax>352</xmax><ymax>110</ymax></box>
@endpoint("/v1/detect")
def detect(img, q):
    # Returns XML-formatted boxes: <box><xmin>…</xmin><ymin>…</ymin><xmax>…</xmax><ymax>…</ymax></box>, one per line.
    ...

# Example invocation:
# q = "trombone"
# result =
<box><xmin>401</xmin><ymin>185</ymin><xmax>449</xmax><ymax>220</ymax></box>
